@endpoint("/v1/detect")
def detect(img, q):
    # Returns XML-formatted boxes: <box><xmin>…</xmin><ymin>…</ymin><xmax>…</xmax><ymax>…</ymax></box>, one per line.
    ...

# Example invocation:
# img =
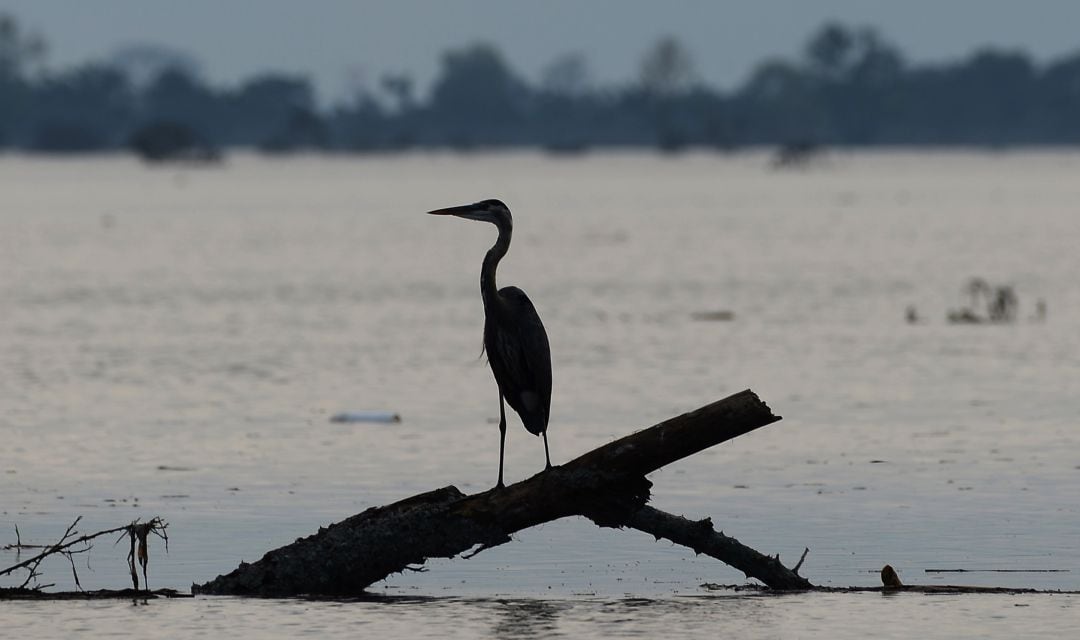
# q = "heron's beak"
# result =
<box><xmin>425</xmin><ymin>205</ymin><xmax>473</xmax><ymax>216</ymax></box>
<box><xmin>427</xmin><ymin>203</ymin><xmax>478</xmax><ymax>216</ymax></box>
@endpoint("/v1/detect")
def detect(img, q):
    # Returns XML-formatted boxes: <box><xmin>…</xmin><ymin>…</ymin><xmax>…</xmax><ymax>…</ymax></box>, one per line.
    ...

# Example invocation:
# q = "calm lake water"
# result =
<box><xmin>1</xmin><ymin>150</ymin><xmax>1078</xmax><ymax>637</ymax></box>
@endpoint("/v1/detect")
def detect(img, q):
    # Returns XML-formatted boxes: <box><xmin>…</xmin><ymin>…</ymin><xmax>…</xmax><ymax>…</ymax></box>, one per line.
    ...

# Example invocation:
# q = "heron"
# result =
<box><xmin>428</xmin><ymin>199</ymin><xmax>552</xmax><ymax>488</ymax></box>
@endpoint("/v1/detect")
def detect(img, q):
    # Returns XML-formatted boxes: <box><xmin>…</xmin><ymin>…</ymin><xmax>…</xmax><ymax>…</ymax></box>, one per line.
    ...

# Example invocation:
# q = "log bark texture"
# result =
<box><xmin>194</xmin><ymin>389</ymin><xmax>801</xmax><ymax>596</ymax></box>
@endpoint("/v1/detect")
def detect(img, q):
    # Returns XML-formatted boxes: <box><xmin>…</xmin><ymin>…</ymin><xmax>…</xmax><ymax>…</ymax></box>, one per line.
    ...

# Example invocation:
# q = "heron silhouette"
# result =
<box><xmin>429</xmin><ymin>199</ymin><xmax>552</xmax><ymax>488</ymax></box>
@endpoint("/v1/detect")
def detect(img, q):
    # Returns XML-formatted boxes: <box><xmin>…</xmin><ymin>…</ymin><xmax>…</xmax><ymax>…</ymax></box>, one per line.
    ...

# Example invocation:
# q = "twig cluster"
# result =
<box><xmin>121</xmin><ymin>518</ymin><xmax>169</xmax><ymax>591</ymax></box>
<box><xmin>1</xmin><ymin>517</ymin><xmax>168</xmax><ymax>592</ymax></box>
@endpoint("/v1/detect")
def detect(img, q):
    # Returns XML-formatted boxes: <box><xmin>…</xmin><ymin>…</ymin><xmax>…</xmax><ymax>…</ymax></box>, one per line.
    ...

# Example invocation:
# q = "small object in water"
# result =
<box><xmin>905</xmin><ymin>305</ymin><xmax>919</xmax><ymax>324</ymax></box>
<box><xmin>947</xmin><ymin>308</ymin><xmax>983</xmax><ymax>324</ymax></box>
<box><xmin>330</xmin><ymin>411</ymin><xmax>401</xmax><ymax>424</ymax></box>
<box><xmin>881</xmin><ymin>564</ymin><xmax>903</xmax><ymax>588</ymax></box>
<box><xmin>691</xmin><ymin>310</ymin><xmax>735</xmax><ymax>322</ymax></box>
<box><xmin>1034</xmin><ymin>299</ymin><xmax>1047</xmax><ymax>322</ymax></box>
<box><xmin>951</xmin><ymin>278</ymin><xmax>1019</xmax><ymax>324</ymax></box>
<box><xmin>987</xmin><ymin>285</ymin><xmax>1017</xmax><ymax>323</ymax></box>
<box><xmin>772</xmin><ymin>140</ymin><xmax>821</xmax><ymax>168</ymax></box>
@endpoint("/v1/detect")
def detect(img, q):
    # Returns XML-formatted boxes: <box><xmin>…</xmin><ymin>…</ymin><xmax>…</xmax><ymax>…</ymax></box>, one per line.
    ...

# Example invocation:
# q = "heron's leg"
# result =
<box><xmin>542</xmin><ymin>431</ymin><xmax>552</xmax><ymax>470</ymax></box>
<box><xmin>497</xmin><ymin>392</ymin><xmax>507</xmax><ymax>489</ymax></box>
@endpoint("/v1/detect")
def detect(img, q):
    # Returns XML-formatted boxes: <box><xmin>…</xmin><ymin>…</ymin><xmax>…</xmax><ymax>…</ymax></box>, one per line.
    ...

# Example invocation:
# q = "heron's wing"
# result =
<box><xmin>491</xmin><ymin>287</ymin><xmax>552</xmax><ymax>431</ymax></box>
<box><xmin>512</xmin><ymin>299</ymin><xmax>552</xmax><ymax>407</ymax></box>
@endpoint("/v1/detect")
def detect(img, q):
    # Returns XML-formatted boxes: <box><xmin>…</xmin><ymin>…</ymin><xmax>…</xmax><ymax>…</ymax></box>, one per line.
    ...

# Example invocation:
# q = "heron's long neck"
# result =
<box><xmin>480</xmin><ymin>221</ymin><xmax>512</xmax><ymax>309</ymax></box>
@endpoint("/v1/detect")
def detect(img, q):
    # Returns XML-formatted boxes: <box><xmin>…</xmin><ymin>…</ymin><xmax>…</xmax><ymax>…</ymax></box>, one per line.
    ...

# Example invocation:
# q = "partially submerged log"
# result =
<box><xmin>0</xmin><ymin>587</ymin><xmax>190</xmax><ymax>600</ymax></box>
<box><xmin>195</xmin><ymin>389</ymin><xmax>808</xmax><ymax>596</ymax></box>
<box><xmin>628</xmin><ymin>506</ymin><xmax>811</xmax><ymax>590</ymax></box>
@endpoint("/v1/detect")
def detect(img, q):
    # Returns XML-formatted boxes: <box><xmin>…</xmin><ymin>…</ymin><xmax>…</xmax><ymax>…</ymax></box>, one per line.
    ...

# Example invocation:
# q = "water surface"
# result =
<box><xmin>1</xmin><ymin>151</ymin><xmax>1078</xmax><ymax>636</ymax></box>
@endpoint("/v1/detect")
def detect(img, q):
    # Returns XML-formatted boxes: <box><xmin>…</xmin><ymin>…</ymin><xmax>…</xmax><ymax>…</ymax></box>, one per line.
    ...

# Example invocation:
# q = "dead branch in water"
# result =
<box><xmin>0</xmin><ymin>587</ymin><xmax>191</xmax><ymax>600</ymax></box>
<box><xmin>1</xmin><ymin>518</ymin><xmax>168</xmax><ymax>592</ymax></box>
<box><xmin>702</xmin><ymin>582</ymin><xmax>1080</xmax><ymax>595</ymax></box>
<box><xmin>194</xmin><ymin>389</ymin><xmax>814</xmax><ymax>596</ymax></box>
<box><xmin>122</xmin><ymin>519</ymin><xmax>170</xmax><ymax>591</ymax></box>
<box><xmin>626</xmin><ymin>506</ymin><xmax>812</xmax><ymax>590</ymax></box>
<box><xmin>703</xmin><ymin>563</ymin><xmax>1080</xmax><ymax>595</ymax></box>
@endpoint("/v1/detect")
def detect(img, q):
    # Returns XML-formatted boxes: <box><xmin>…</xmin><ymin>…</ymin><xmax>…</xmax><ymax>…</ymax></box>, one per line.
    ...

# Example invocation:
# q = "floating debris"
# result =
<box><xmin>946</xmin><ymin>277</ymin><xmax>1021</xmax><ymax>324</ymax></box>
<box><xmin>690</xmin><ymin>310</ymin><xmax>735</xmax><ymax>322</ymax></box>
<box><xmin>881</xmin><ymin>564</ymin><xmax>903</xmax><ymax>588</ymax></box>
<box><xmin>1033</xmin><ymin>299</ymin><xmax>1047</xmax><ymax>322</ymax></box>
<box><xmin>330</xmin><ymin>411</ymin><xmax>401</xmax><ymax>424</ymax></box>
<box><xmin>925</xmin><ymin>568</ymin><xmax>1069</xmax><ymax>573</ymax></box>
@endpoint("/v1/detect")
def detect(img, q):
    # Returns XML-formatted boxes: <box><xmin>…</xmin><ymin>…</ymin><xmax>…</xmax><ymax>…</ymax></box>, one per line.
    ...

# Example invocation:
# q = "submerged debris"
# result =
<box><xmin>1</xmin><ymin>517</ymin><xmax>169</xmax><ymax>593</ymax></box>
<box><xmin>691</xmin><ymin>310</ymin><xmax>735</xmax><ymax>322</ymax></box>
<box><xmin>915</xmin><ymin>277</ymin><xmax>1042</xmax><ymax>325</ymax></box>
<box><xmin>122</xmin><ymin>518</ymin><xmax>169</xmax><ymax>591</ymax></box>
<box><xmin>0</xmin><ymin>587</ymin><xmax>190</xmax><ymax>600</ymax></box>
<box><xmin>330</xmin><ymin>411</ymin><xmax>402</xmax><ymax>424</ymax></box>
<box><xmin>947</xmin><ymin>278</ymin><xmax>1019</xmax><ymax>324</ymax></box>
<box><xmin>881</xmin><ymin>564</ymin><xmax>903</xmax><ymax>588</ymax></box>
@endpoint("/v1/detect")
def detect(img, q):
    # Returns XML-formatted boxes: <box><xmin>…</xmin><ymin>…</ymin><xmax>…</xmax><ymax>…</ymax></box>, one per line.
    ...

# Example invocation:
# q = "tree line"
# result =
<box><xmin>2</xmin><ymin>14</ymin><xmax>1079</xmax><ymax>155</ymax></box>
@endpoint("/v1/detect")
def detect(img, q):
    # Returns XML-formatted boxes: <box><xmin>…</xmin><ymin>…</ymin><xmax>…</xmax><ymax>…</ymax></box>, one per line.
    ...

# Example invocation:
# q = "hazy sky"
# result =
<box><xmin>5</xmin><ymin>0</ymin><xmax>1079</xmax><ymax>102</ymax></box>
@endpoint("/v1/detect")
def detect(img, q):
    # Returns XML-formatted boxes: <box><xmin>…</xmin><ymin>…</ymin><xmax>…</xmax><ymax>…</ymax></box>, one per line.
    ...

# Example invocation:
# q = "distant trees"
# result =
<box><xmin>1040</xmin><ymin>53</ymin><xmax>1080</xmax><ymax>142</ymax></box>
<box><xmin>637</xmin><ymin>37</ymin><xmax>703</xmax><ymax>150</ymax></box>
<box><xmin>108</xmin><ymin>44</ymin><xmax>200</xmax><ymax>90</ymax></box>
<box><xmin>30</xmin><ymin>64</ymin><xmax>132</xmax><ymax>150</ymax></box>
<box><xmin>639</xmin><ymin>36</ymin><xmax>696</xmax><ymax>97</ymax></box>
<box><xmin>230</xmin><ymin>74</ymin><xmax>317</xmax><ymax>146</ymax></box>
<box><xmin>534</xmin><ymin>53</ymin><xmax>596</xmax><ymax>150</ymax></box>
<box><xmin>0</xmin><ymin>13</ymin><xmax>46</xmax><ymax>146</ymax></box>
<box><xmin>141</xmin><ymin>68</ymin><xmax>222</xmax><ymax>141</ymax></box>
<box><xmin>2</xmin><ymin>11</ymin><xmax>1080</xmax><ymax>153</ymax></box>
<box><xmin>379</xmin><ymin>73</ymin><xmax>415</xmax><ymax>112</ymax></box>
<box><xmin>541</xmin><ymin>53</ymin><xmax>590</xmax><ymax>98</ymax></box>
<box><xmin>805</xmin><ymin>22</ymin><xmax>856</xmax><ymax>78</ymax></box>
<box><xmin>0</xmin><ymin>13</ymin><xmax>45</xmax><ymax>79</ymax></box>
<box><xmin>427</xmin><ymin>43</ymin><xmax>530</xmax><ymax>145</ymax></box>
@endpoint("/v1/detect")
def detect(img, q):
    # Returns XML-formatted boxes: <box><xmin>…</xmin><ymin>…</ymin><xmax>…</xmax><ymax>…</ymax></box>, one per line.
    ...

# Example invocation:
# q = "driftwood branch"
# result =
<box><xmin>195</xmin><ymin>389</ymin><xmax>811</xmax><ymax>596</ymax></box>
<box><xmin>626</xmin><ymin>506</ymin><xmax>813</xmax><ymax>590</ymax></box>
<box><xmin>1</xmin><ymin>518</ymin><xmax>168</xmax><ymax>592</ymax></box>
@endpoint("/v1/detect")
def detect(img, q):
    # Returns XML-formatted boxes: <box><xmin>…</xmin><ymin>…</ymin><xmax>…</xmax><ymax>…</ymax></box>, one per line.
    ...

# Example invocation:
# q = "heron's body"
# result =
<box><xmin>484</xmin><ymin>285</ymin><xmax>551</xmax><ymax>437</ymax></box>
<box><xmin>429</xmin><ymin>199</ymin><xmax>552</xmax><ymax>487</ymax></box>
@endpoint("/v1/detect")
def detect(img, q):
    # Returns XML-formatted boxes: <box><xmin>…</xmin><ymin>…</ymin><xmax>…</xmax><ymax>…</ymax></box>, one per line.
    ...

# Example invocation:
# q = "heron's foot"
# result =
<box><xmin>495</xmin><ymin>480</ymin><xmax>505</xmax><ymax>490</ymax></box>
<box><xmin>544</xmin><ymin>462</ymin><xmax>552</xmax><ymax>471</ymax></box>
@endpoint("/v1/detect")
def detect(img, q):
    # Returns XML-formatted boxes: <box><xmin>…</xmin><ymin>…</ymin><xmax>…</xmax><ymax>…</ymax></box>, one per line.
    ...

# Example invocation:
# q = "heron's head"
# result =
<box><xmin>427</xmin><ymin>199</ymin><xmax>512</xmax><ymax>228</ymax></box>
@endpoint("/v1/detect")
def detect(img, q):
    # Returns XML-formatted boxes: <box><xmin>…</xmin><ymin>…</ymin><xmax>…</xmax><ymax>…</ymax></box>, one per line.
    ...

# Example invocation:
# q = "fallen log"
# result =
<box><xmin>194</xmin><ymin>389</ymin><xmax>805</xmax><ymax>596</ymax></box>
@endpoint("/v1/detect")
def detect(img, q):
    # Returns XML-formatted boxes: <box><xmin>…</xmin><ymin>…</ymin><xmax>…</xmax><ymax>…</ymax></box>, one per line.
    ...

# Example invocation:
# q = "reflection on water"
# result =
<box><xmin>491</xmin><ymin>599</ymin><xmax>567</xmax><ymax>639</ymax></box>
<box><xmin>1</xmin><ymin>151</ymin><xmax>1079</xmax><ymax>636</ymax></box>
<box><xmin>0</xmin><ymin>592</ymin><xmax>1076</xmax><ymax>639</ymax></box>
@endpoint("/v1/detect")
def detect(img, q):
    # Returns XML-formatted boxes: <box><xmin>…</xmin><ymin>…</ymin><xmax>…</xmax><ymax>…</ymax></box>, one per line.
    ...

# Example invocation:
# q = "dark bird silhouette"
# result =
<box><xmin>428</xmin><ymin>199</ymin><xmax>552</xmax><ymax>488</ymax></box>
